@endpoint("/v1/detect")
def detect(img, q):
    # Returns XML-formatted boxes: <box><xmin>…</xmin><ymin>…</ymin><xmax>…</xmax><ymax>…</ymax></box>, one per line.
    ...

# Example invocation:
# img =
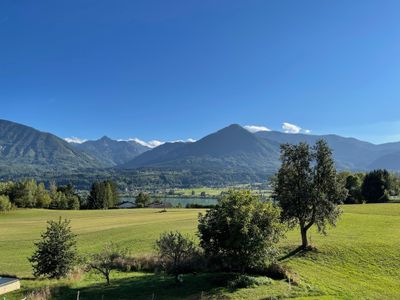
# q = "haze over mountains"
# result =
<box><xmin>1</xmin><ymin>119</ymin><xmax>400</xmax><ymax>177</ymax></box>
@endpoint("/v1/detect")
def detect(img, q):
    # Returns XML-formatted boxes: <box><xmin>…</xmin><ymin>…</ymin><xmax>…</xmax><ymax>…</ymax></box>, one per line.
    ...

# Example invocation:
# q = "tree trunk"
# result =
<box><xmin>106</xmin><ymin>273</ymin><xmax>110</xmax><ymax>285</ymax></box>
<box><xmin>300</xmin><ymin>226</ymin><xmax>308</xmax><ymax>249</ymax></box>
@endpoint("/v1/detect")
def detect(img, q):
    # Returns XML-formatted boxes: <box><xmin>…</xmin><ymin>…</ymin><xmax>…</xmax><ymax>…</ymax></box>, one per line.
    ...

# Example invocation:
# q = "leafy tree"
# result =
<box><xmin>361</xmin><ymin>169</ymin><xmax>390</xmax><ymax>203</ymax></box>
<box><xmin>156</xmin><ymin>231</ymin><xmax>198</xmax><ymax>281</ymax></box>
<box><xmin>58</xmin><ymin>184</ymin><xmax>80</xmax><ymax>210</ymax></box>
<box><xmin>135</xmin><ymin>192</ymin><xmax>151</xmax><ymax>208</ymax></box>
<box><xmin>35</xmin><ymin>183</ymin><xmax>52</xmax><ymax>208</ymax></box>
<box><xmin>29</xmin><ymin>218</ymin><xmax>77</xmax><ymax>279</ymax></box>
<box><xmin>198</xmin><ymin>190</ymin><xmax>285</xmax><ymax>272</ymax></box>
<box><xmin>273</xmin><ymin>140</ymin><xmax>346</xmax><ymax>249</ymax></box>
<box><xmin>343</xmin><ymin>174</ymin><xmax>363</xmax><ymax>204</ymax></box>
<box><xmin>88</xmin><ymin>243</ymin><xmax>127</xmax><ymax>285</ymax></box>
<box><xmin>87</xmin><ymin>180</ymin><xmax>119</xmax><ymax>209</ymax></box>
<box><xmin>0</xmin><ymin>181</ymin><xmax>15</xmax><ymax>196</ymax></box>
<box><xmin>10</xmin><ymin>179</ymin><xmax>38</xmax><ymax>208</ymax></box>
<box><xmin>387</xmin><ymin>173</ymin><xmax>400</xmax><ymax>196</ymax></box>
<box><xmin>0</xmin><ymin>195</ymin><xmax>12</xmax><ymax>212</ymax></box>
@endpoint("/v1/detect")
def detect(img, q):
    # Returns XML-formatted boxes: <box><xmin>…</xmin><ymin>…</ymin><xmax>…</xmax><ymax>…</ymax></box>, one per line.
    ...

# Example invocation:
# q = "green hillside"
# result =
<box><xmin>1</xmin><ymin>204</ymin><xmax>399</xmax><ymax>299</ymax></box>
<box><xmin>0</xmin><ymin>119</ymin><xmax>104</xmax><ymax>172</ymax></box>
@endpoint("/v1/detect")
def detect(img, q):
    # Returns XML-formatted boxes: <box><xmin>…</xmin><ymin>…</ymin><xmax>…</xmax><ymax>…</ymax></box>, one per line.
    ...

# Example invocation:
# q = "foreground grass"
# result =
<box><xmin>1</xmin><ymin>204</ymin><xmax>400</xmax><ymax>299</ymax></box>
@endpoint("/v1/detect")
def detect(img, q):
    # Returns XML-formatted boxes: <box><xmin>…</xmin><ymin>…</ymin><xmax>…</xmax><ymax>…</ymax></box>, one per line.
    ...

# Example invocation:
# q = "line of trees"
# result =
<box><xmin>0</xmin><ymin>180</ymin><xmax>80</xmax><ymax>210</ymax></box>
<box><xmin>0</xmin><ymin>179</ymin><xmax>120</xmax><ymax>211</ymax></box>
<box><xmin>338</xmin><ymin>169</ymin><xmax>399</xmax><ymax>204</ymax></box>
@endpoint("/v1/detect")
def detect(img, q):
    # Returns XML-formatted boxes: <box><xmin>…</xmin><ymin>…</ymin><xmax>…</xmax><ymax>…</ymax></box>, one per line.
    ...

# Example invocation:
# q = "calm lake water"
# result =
<box><xmin>119</xmin><ymin>197</ymin><xmax>218</xmax><ymax>207</ymax></box>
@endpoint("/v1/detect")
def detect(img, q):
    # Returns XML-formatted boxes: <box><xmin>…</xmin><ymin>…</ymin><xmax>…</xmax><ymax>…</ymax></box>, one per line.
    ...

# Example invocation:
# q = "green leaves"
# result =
<box><xmin>273</xmin><ymin>139</ymin><xmax>346</xmax><ymax>248</ymax></box>
<box><xmin>198</xmin><ymin>190</ymin><xmax>285</xmax><ymax>272</ymax></box>
<box><xmin>29</xmin><ymin>218</ymin><xmax>77</xmax><ymax>279</ymax></box>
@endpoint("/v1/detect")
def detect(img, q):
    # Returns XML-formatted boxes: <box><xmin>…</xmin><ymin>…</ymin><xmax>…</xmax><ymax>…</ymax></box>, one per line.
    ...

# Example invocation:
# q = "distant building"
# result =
<box><xmin>0</xmin><ymin>277</ymin><xmax>20</xmax><ymax>295</ymax></box>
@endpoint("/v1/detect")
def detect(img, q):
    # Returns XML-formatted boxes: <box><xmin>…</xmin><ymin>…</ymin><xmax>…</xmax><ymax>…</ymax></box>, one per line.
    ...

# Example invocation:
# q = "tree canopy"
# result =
<box><xmin>29</xmin><ymin>218</ymin><xmax>77</xmax><ymax>278</ymax></box>
<box><xmin>198</xmin><ymin>190</ymin><xmax>285</xmax><ymax>272</ymax></box>
<box><xmin>273</xmin><ymin>140</ymin><xmax>346</xmax><ymax>249</ymax></box>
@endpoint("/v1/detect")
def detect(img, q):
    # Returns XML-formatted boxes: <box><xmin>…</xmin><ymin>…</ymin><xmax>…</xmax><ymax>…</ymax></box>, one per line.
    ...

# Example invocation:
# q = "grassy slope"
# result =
<box><xmin>1</xmin><ymin>204</ymin><xmax>399</xmax><ymax>299</ymax></box>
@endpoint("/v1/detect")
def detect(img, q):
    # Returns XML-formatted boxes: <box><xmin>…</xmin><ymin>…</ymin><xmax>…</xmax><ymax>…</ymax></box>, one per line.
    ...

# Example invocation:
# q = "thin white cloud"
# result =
<box><xmin>244</xmin><ymin>125</ymin><xmax>271</xmax><ymax>133</ymax></box>
<box><xmin>125</xmin><ymin>138</ymin><xmax>164</xmax><ymax>148</ymax></box>
<box><xmin>125</xmin><ymin>137</ymin><xmax>196</xmax><ymax>148</ymax></box>
<box><xmin>147</xmin><ymin>140</ymin><xmax>165</xmax><ymax>148</ymax></box>
<box><xmin>64</xmin><ymin>137</ymin><xmax>87</xmax><ymax>144</ymax></box>
<box><xmin>282</xmin><ymin>122</ymin><xmax>311</xmax><ymax>134</ymax></box>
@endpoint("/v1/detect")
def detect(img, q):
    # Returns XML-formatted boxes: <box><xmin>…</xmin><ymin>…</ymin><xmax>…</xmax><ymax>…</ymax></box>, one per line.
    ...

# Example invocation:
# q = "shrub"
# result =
<box><xmin>29</xmin><ymin>218</ymin><xmax>77</xmax><ymax>279</ymax></box>
<box><xmin>227</xmin><ymin>275</ymin><xmax>272</xmax><ymax>290</ymax></box>
<box><xmin>113</xmin><ymin>255</ymin><xmax>161</xmax><ymax>273</ymax></box>
<box><xmin>0</xmin><ymin>195</ymin><xmax>12</xmax><ymax>212</ymax></box>
<box><xmin>26</xmin><ymin>287</ymin><xmax>52</xmax><ymax>300</ymax></box>
<box><xmin>156</xmin><ymin>231</ymin><xmax>199</xmax><ymax>281</ymax></box>
<box><xmin>198</xmin><ymin>191</ymin><xmax>285</xmax><ymax>273</ymax></box>
<box><xmin>88</xmin><ymin>243</ymin><xmax>127</xmax><ymax>285</ymax></box>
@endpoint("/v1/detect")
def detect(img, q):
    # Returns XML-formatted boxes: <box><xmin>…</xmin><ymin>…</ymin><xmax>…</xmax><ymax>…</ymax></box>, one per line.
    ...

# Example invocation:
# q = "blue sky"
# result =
<box><xmin>1</xmin><ymin>0</ymin><xmax>400</xmax><ymax>144</ymax></box>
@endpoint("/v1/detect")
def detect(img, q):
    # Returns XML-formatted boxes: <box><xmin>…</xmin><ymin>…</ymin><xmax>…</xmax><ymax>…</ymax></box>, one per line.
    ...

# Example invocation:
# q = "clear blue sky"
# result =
<box><xmin>1</xmin><ymin>0</ymin><xmax>400</xmax><ymax>144</ymax></box>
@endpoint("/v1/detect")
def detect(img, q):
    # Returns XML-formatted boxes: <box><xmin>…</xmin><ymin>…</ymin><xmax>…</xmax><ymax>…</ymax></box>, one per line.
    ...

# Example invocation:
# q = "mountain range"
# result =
<box><xmin>72</xmin><ymin>136</ymin><xmax>149</xmax><ymax>167</ymax></box>
<box><xmin>1</xmin><ymin>119</ymin><xmax>400</xmax><ymax>178</ymax></box>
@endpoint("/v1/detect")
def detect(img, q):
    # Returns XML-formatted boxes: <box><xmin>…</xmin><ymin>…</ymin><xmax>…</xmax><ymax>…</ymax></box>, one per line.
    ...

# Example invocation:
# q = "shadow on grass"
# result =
<box><xmin>279</xmin><ymin>245</ymin><xmax>318</xmax><ymax>262</ymax></box>
<box><xmin>55</xmin><ymin>273</ymin><xmax>234</xmax><ymax>300</ymax></box>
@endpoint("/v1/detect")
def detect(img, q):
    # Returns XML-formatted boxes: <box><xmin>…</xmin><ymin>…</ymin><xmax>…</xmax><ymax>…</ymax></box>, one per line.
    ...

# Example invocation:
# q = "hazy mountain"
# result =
<box><xmin>255</xmin><ymin>131</ymin><xmax>382</xmax><ymax>170</ymax></box>
<box><xmin>72</xmin><ymin>136</ymin><xmax>149</xmax><ymax>166</ymax></box>
<box><xmin>2</xmin><ymin>118</ymin><xmax>400</xmax><ymax>177</ymax></box>
<box><xmin>0</xmin><ymin>119</ymin><xmax>103</xmax><ymax>172</ymax></box>
<box><xmin>122</xmin><ymin>124</ymin><xmax>281</xmax><ymax>173</ymax></box>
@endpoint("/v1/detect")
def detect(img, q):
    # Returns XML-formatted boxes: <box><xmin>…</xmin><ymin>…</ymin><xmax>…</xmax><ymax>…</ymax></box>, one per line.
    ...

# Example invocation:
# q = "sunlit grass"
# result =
<box><xmin>1</xmin><ymin>204</ymin><xmax>400</xmax><ymax>299</ymax></box>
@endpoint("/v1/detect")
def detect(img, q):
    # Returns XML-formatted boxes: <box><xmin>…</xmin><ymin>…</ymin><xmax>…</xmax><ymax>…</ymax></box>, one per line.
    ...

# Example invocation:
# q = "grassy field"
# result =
<box><xmin>1</xmin><ymin>204</ymin><xmax>400</xmax><ymax>299</ymax></box>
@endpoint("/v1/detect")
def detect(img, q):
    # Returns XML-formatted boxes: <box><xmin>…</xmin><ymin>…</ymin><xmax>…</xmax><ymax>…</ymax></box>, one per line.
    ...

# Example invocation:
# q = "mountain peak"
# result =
<box><xmin>98</xmin><ymin>136</ymin><xmax>112</xmax><ymax>142</ymax></box>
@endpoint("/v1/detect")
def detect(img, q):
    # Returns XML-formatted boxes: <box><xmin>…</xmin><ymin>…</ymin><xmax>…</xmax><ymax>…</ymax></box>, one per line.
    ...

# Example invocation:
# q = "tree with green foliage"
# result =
<box><xmin>10</xmin><ymin>179</ymin><xmax>38</xmax><ymax>208</ymax></box>
<box><xmin>273</xmin><ymin>140</ymin><xmax>346</xmax><ymax>249</ymax></box>
<box><xmin>88</xmin><ymin>243</ymin><xmax>127</xmax><ymax>285</ymax></box>
<box><xmin>0</xmin><ymin>181</ymin><xmax>15</xmax><ymax>196</ymax></box>
<box><xmin>198</xmin><ymin>190</ymin><xmax>285</xmax><ymax>272</ymax></box>
<box><xmin>58</xmin><ymin>184</ymin><xmax>80</xmax><ymax>210</ymax></box>
<box><xmin>156</xmin><ymin>231</ymin><xmax>198</xmax><ymax>281</ymax></box>
<box><xmin>343</xmin><ymin>174</ymin><xmax>364</xmax><ymax>204</ymax></box>
<box><xmin>29</xmin><ymin>218</ymin><xmax>77</xmax><ymax>279</ymax></box>
<box><xmin>135</xmin><ymin>192</ymin><xmax>151</xmax><ymax>208</ymax></box>
<box><xmin>87</xmin><ymin>180</ymin><xmax>119</xmax><ymax>209</ymax></box>
<box><xmin>35</xmin><ymin>183</ymin><xmax>52</xmax><ymax>208</ymax></box>
<box><xmin>0</xmin><ymin>195</ymin><xmax>12</xmax><ymax>212</ymax></box>
<box><xmin>361</xmin><ymin>169</ymin><xmax>390</xmax><ymax>203</ymax></box>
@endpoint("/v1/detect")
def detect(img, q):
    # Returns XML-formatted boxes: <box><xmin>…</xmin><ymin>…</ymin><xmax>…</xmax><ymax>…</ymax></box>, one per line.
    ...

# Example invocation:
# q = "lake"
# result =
<box><xmin>119</xmin><ymin>197</ymin><xmax>218</xmax><ymax>207</ymax></box>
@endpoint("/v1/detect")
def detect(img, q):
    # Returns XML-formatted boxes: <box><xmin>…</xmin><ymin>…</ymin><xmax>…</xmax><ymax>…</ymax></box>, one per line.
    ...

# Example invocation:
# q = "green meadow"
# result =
<box><xmin>1</xmin><ymin>204</ymin><xmax>400</xmax><ymax>299</ymax></box>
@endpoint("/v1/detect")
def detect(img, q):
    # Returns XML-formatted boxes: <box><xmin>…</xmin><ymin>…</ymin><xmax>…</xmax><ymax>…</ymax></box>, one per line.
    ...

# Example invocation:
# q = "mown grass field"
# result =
<box><xmin>1</xmin><ymin>204</ymin><xmax>400</xmax><ymax>299</ymax></box>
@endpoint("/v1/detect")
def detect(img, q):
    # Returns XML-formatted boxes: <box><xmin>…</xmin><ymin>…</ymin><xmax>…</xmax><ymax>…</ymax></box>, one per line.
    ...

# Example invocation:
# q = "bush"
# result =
<box><xmin>0</xmin><ymin>195</ymin><xmax>12</xmax><ymax>212</ymax></box>
<box><xmin>29</xmin><ymin>218</ymin><xmax>77</xmax><ymax>279</ymax></box>
<box><xmin>198</xmin><ymin>191</ymin><xmax>285</xmax><ymax>273</ymax></box>
<box><xmin>88</xmin><ymin>243</ymin><xmax>127</xmax><ymax>285</ymax></box>
<box><xmin>113</xmin><ymin>255</ymin><xmax>161</xmax><ymax>273</ymax></box>
<box><xmin>227</xmin><ymin>275</ymin><xmax>272</xmax><ymax>290</ymax></box>
<box><xmin>156</xmin><ymin>231</ymin><xmax>200</xmax><ymax>281</ymax></box>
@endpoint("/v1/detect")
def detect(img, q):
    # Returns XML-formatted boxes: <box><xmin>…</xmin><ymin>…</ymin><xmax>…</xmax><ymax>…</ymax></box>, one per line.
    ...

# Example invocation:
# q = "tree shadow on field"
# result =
<box><xmin>55</xmin><ymin>273</ymin><xmax>233</xmax><ymax>300</ymax></box>
<box><xmin>279</xmin><ymin>245</ymin><xmax>318</xmax><ymax>262</ymax></box>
